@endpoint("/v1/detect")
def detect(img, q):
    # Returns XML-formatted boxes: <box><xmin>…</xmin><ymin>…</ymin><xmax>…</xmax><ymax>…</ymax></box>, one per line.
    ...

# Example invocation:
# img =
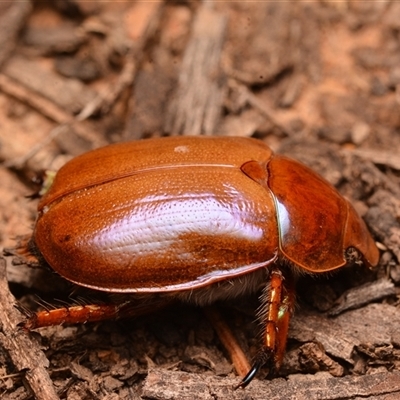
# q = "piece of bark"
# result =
<box><xmin>123</xmin><ymin>49</ymin><xmax>175</xmax><ymax>140</ymax></box>
<box><xmin>22</xmin><ymin>25</ymin><xmax>86</xmax><ymax>56</ymax></box>
<box><xmin>278</xmin><ymin>74</ymin><xmax>304</xmax><ymax>108</ymax></box>
<box><xmin>164</xmin><ymin>5</ymin><xmax>227</xmax><ymax>135</ymax></box>
<box><xmin>0</xmin><ymin>74</ymin><xmax>75</xmax><ymax>127</ymax></box>
<box><xmin>334</xmin><ymin>303</ymin><xmax>400</xmax><ymax>346</ymax></box>
<box><xmin>184</xmin><ymin>345</ymin><xmax>232</xmax><ymax>377</ymax></box>
<box><xmin>123</xmin><ymin>5</ymin><xmax>191</xmax><ymax>140</ymax></box>
<box><xmin>318</xmin><ymin>93</ymin><xmax>355</xmax><ymax>144</ymax></box>
<box><xmin>329</xmin><ymin>278</ymin><xmax>396</xmax><ymax>316</ymax></box>
<box><xmin>218</xmin><ymin>108</ymin><xmax>266</xmax><ymax>138</ymax></box>
<box><xmin>143</xmin><ymin>368</ymin><xmax>400</xmax><ymax>400</ymax></box>
<box><xmin>227</xmin><ymin>80</ymin><xmax>296</xmax><ymax>137</ymax></box>
<box><xmin>54</xmin><ymin>54</ymin><xmax>101</xmax><ymax>82</ymax></box>
<box><xmin>224</xmin><ymin>3</ymin><xmax>294</xmax><ymax>86</ymax></box>
<box><xmin>289</xmin><ymin>314</ymin><xmax>357</xmax><ymax>364</ymax></box>
<box><xmin>79</xmin><ymin>1</ymin><xmax>164</xmax><ymax>121</ymax></box>
<box><xmin>0</xmin><ymin>74</ymin><xmax>107</xmax><ymax>169</ymax></box>
<box><xmin>366</xmin><ymin>191</ymin><xmax>400</xmax><ymax>263</ymax></box>
<box><xmin>297</xmin><ymin>342</ymin><xmax>344</xmax><ymax>377</ymax></box>
<box><xmin>290</xmin><ymin>302</ymin><xmax>400</xmax><ymax>368</ymax></box>
<box><xmin>3</xmin><ymin>56</ymin><xmax>97</xmax><ymax>115</ymax></box>
<box><xmin>0</xmin><ymin>257</ymin><xmax>59</xmax><ymax>400</ymax></box>
<box><xmin>0</xmin><ymin>1</ymin><xmax>32</xmax><ymax>69</ymax></box>
<box><xmin>347</xmin><ymin>148</ymin><xmax>400</xmax><ymax>171</ymax></box>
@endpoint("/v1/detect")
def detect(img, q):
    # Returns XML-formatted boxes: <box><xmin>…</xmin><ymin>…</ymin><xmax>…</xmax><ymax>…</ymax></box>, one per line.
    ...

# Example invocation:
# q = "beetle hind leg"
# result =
<box><xmin>237</xmin><ymin>266</ymin><xmax>296</xmax><ymax>388</ymax></box>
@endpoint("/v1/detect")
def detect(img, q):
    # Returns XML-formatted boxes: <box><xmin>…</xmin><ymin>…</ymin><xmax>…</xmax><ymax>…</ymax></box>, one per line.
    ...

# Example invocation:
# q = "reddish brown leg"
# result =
<box><xmin>24</xmin><ymin>297</ymin><xmax>173</xmax><ymax>330</ymax></box>
<box><xmin>204</xmin><ymin>306</ymin><xmax>251</xmax><ymax>377</ymax></box>
<box><xmin>237</xmin><ymin>267</ymin><xmax>296</xmax><ymax>388</ymax></box>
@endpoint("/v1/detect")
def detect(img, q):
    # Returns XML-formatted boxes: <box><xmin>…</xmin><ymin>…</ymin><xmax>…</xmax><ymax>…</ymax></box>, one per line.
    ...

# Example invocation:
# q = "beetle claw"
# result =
<box><xmin>235</xmin><ymin>364</ymin><xmax>259</xmax><ymax>389</ymax></box>
<box><xmin>235</xmin><ymin>359</ymin><xmax>265</xmax><ymax>389</ymax></box>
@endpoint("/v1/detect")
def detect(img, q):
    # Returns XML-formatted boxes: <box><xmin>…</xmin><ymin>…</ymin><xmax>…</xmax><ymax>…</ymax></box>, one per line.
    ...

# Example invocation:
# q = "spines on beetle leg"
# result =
<box><xmin>23</xmin><ymin>303</ymin><xmax>123</xmax><ymax>330</ymax></box>
<box><xmin>23</xmin><ymin>296</ymin><xmax>174</xmax><ymax>330</ymax></box>
<box><xmin>237</xmin><ymin>266</ymin><xmax>296</xmax><ymax>388</ymax></box>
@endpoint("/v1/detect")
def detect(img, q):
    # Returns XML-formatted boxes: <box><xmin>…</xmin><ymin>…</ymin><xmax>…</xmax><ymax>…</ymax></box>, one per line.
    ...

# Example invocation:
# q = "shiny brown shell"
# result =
<box><xmin>33</xmin><ymin>136</ymin><xmax>379</xmax><ymax>293</ymax></box>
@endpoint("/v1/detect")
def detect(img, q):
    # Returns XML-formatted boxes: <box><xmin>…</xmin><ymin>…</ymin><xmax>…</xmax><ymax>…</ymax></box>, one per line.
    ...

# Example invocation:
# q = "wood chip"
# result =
<box><xmin>0</xmin><ymin>1</ymin><xmax>32</xmax><ymax>69</ymax></box>
<box><xmin>3</xmin><ymin>56</ymin><xmax>97</xmax><ymax>114</ymax></box>
<box><xmin>0</xmin><ymin>74</ymin><xmax>107</xmax><ymax>167</ymax></box>
<box><xmin>78</xmin><ymin>1</ymin><xmax>164</xmax><ymax>120</ymax></box>
<box><xmin>329</xmin><ymin>278</ymin><xmax>396</xmax><ymax>316</ymax></box>
<box><xmin>0</xmin><ymin>257</ymin><xmax>59</xmax><ymax>400</ymax></box>
<box><xmin>346</xmin><ymin>148</ymin><xmax>400</xmax><ymax>171</ymax></box>
<box><xmin>22</xmin><ymin>25</ymin><xmax>86</xmax><ymax>55</ymax></box>
<box><xmin>289</xmin><ymin>314</ymin><xmax>357</xmax><ymax>364</ymax></box>
<box><xmin>165</xmin><ymin>6</ymin><xmax>227</xmax><ymax>135</ymax></box>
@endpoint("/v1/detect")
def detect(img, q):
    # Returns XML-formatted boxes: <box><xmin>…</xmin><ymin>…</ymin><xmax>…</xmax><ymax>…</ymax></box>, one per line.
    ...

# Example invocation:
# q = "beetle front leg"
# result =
<box><xmin>237</xmin><ymin>267</ymin><xmax>295</xmax><ymax>388</ymax></box>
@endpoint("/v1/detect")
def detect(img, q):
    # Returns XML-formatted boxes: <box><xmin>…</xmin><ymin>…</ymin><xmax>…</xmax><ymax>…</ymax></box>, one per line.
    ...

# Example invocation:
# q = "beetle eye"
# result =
<box><xmin>345</xmin><ymin>247</ymin><xmax>363</xmax><ymax>265</ymax></box>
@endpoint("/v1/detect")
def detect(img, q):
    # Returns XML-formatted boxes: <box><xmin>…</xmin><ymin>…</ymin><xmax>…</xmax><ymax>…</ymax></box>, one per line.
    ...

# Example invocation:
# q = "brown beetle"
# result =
<box><xmin>22</xmin><ymin>136</ymin><xmax>379</xmax><ymax>387</ymax></box>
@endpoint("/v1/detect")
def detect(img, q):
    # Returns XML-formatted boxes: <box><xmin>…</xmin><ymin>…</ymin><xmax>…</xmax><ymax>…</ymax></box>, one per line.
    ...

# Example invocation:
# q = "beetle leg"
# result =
<box><xmin>269</xmin><ymin>269</ymin><xmax>295</xmax><ymax>372</ymax></box>
<box><xmin>24</xmin><ymin>303</ymin><xmax>125</xmax><ymax>330</ymax></box>
<box><xmin>237</xmin><ymin>267</ymin><xmax>295</xmax><ymax>388</ymax></box>
<box><xmin>204</xmin><ymin>306</ymin><xmax>251</xmax><ymax>377</ymax></box>
<box><xmin>23</xmin><ymin>297</ymin><xmax>173</xmax><ymax>330</ymax></box>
